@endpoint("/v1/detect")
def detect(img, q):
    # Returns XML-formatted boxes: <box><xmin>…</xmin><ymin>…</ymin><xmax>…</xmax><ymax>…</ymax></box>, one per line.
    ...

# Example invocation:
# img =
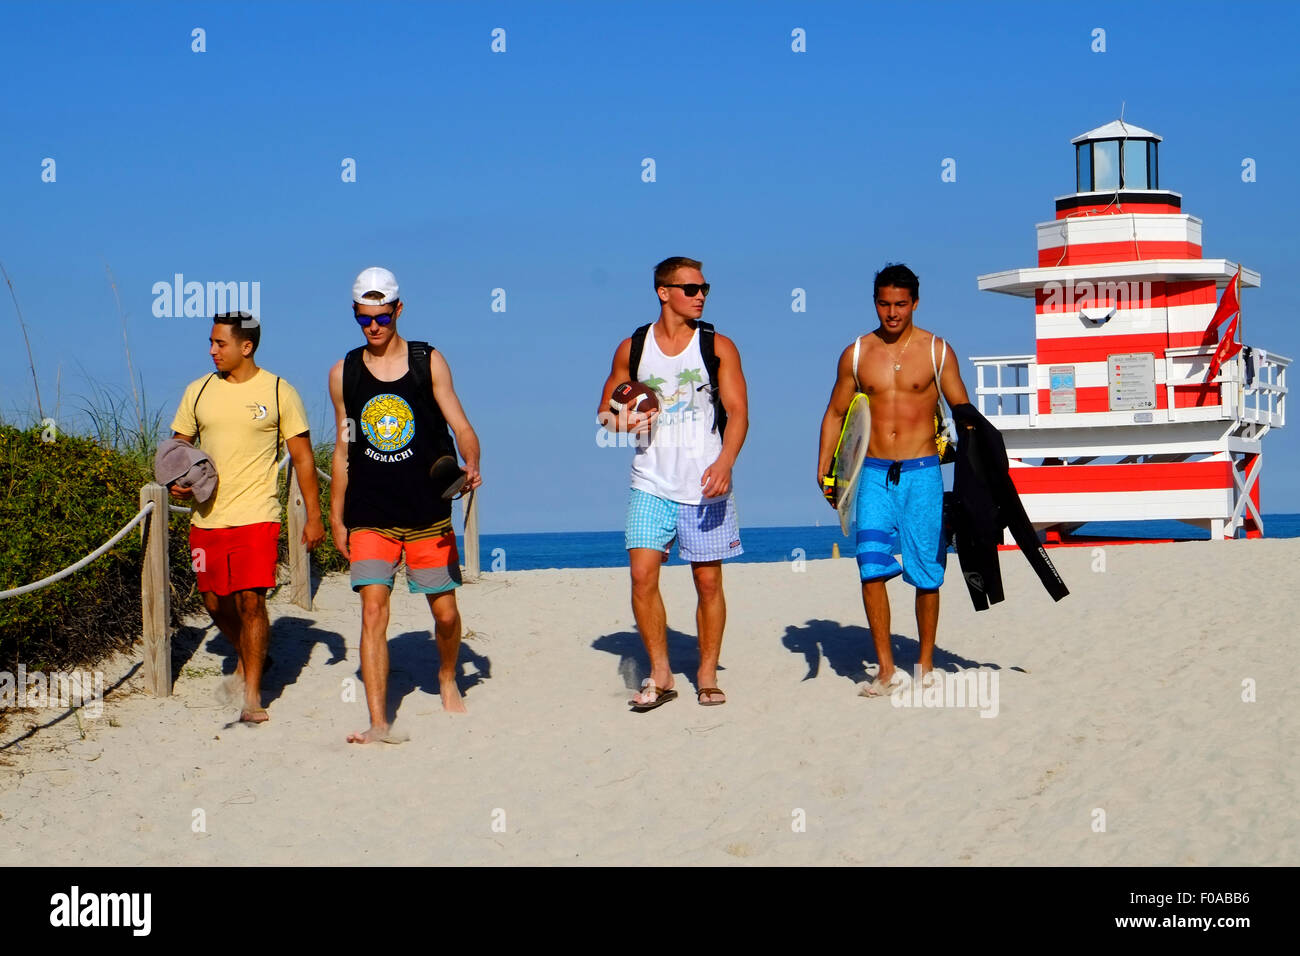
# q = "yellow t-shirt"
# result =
<box><xmin>170</xmin><ymin>368</ymin><xmax>310</xmax><ymax>529</ymax></box>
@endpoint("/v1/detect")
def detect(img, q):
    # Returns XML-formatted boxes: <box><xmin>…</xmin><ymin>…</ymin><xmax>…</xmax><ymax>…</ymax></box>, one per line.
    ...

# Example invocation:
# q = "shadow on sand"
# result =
<box><xmin>198</xmin><ymin>615</ymin><xmax>347</xmax><ymax>706</ymax></box>
<box><xmin>375</xmin><ymin>629</ymin><xmax>492</xmax><ymax>718</ymax></box>
<box><xmin>591</xmin><ymin>628</ymin><xmax>724</xmax><ymax>697</ymax></box>
<box><xmin>780</xmin><ymin>618</ymin><xmax>1023</xmax><ymax>683</ymax></box>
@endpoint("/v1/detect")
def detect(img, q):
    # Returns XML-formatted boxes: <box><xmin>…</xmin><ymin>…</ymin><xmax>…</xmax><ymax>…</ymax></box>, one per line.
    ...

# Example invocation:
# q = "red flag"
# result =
<box><xmin>1204</xmin><ymin>269</ymin><xmax>1241</xmax><ymax>339</ymax></box>
<box><xmin>1206</xmin><ymin>311</ymin><xmax>1242</xmax><ymax>382</ymax></box>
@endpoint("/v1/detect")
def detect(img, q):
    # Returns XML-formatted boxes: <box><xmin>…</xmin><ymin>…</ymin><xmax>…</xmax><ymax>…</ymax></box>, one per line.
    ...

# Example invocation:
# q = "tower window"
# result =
<box><xmin>1093</xmin><ymin>141</ymin><xmax>1120</xmax><ymax>190</ymax></box>
<box><xmin>1076</xmin><ymin>138</ymin><xmax>1159</xmax><ymax>191</ymax></box>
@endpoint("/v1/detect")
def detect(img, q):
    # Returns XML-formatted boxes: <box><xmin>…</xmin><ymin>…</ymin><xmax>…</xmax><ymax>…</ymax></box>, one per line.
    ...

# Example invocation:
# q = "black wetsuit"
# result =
<box><xmin>948</xmin><ymin>403</ymin><xmax>1069</xmax><ymax>611</ymax></box>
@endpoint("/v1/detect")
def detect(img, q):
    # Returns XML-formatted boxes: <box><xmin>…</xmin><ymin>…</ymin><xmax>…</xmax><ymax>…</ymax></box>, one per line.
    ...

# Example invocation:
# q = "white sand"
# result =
<box><xmin>1</xmin><ymin>539</ymin><xmax>1296</xmax><ymax>866</ymax></box>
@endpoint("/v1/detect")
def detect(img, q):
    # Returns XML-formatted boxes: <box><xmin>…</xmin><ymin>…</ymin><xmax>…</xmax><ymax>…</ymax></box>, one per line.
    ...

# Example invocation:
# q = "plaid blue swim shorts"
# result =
<box><xmin>625</xmin><ymin>488</ymin><xmax>743</xmax><ymax>563</ymax></box>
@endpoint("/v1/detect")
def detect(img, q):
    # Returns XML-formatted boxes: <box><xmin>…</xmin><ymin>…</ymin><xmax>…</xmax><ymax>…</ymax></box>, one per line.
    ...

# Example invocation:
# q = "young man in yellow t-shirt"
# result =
<box><xmin>169</xmin><ymin>312</ymin><xmax>325</xmax><ymax>724</ymax></box>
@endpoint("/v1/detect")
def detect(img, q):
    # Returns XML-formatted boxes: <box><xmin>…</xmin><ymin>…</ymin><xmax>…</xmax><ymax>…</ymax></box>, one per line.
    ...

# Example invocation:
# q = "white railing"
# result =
<box><xmin>973</xmin><ymin>347</ymin><xmax>1289</xmax><ymax>430</ymax></box>
<box><xmin>1164</xmin><ymin>346</ymin><xmax>1288</xmax><ymax>429</ymax></box>
<box><xmin>971</xmin><ymin>354</ymin><xmax>1036</xmax><ymax>423</ymax></box>
<box><xmin>1241</xmin><ymin>349</ymin><xmax>1288</xmax><ymax>427</ymax></box>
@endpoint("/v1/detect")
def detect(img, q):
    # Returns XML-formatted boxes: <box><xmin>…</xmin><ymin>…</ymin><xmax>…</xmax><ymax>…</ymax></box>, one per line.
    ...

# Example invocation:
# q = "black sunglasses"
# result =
<box><xmin>662</xmin><ymin>283</ymin><xmax>710</xmax><ymax>298</ymax></box>
<box><xmin>354</xmin><ymin>310</ymin><xmax>396</xmax><ymax>327</ymax></box>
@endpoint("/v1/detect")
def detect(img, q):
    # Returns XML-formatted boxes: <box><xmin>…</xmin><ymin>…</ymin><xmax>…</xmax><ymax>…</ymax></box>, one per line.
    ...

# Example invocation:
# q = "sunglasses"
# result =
<box><xmin>663</xmin><ymin>283</ymin><xmax>710</xmax><ymax>298</ymax></box>
<box><xmin>354</xmin><ymin>310</ymin><xmax>396</xmax><ymax>327</ymax></box>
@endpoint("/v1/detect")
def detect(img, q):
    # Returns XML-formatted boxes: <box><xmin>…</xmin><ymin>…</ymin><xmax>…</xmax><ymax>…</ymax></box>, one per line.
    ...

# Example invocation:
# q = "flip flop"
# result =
<box><xmin>629</xmin><ymin>679</ymin><xmax>677</xmax><ymax>712</ymax></box>
<box><xmin>430</xmin><ymin>455</ymin><xmax>468</xmax><ymax>500</ymax></box>
<box><xmin>697</xmin><ymin>687</ymin><xmax>727</xmax><ymax>706</ymax></box>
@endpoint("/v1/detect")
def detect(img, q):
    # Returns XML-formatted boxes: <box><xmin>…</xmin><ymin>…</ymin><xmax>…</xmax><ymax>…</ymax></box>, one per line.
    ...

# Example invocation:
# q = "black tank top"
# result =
<box><xmin>343</xmin><ymin>347</ymin><xmax>454</xmax><ymax>529</ymax></box>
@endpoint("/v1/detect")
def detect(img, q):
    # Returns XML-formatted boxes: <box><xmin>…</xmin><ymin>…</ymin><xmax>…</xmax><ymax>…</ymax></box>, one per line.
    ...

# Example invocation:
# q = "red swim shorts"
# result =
<box><xmin>190</xmin><ymin>522</ymin><xmax>280</xmax><ymax>596</ymax></box>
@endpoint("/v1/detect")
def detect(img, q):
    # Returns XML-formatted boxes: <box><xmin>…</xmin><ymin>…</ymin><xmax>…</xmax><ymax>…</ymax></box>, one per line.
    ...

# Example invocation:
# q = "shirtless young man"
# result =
<box><xmin>328</xmin><ymin>267</ymin><xmax>482</xmax><ymax>744</ymax></box>
<box><xmin>817</xmin><ymin>263</ymin><xmax>971</xmax><ymax>697</ymax></box>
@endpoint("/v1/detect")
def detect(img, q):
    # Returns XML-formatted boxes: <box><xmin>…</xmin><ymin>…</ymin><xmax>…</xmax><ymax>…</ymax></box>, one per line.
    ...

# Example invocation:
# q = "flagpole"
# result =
<box><xmin>1232</xmin><ymin>264</ymin><xmax>1242</xmax><ymax>356</ymax></box>
<box><xmin>1236</xmin><ymin>265</ymin><xmax>1245</xmax><ymax>421</ymax></box>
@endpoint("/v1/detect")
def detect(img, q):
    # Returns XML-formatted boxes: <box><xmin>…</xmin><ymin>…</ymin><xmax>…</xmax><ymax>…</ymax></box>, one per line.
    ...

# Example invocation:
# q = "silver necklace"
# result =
<box><xmin>888</xmin><ymin>329</ymin><xmax>915</xmax><ymax>372</ymax></box>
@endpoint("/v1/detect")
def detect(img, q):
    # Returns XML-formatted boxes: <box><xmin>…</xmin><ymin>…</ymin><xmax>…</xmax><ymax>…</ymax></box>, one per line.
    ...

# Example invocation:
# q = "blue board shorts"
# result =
<box><xmin>625</xmin><ymin>488</ymin><xmax>744</xmax><ymax>563</ymax></box>
<box><xmin>855</xmin><ymin>455</ymin><xmax>946</xmax><ymax>589</ymax></box>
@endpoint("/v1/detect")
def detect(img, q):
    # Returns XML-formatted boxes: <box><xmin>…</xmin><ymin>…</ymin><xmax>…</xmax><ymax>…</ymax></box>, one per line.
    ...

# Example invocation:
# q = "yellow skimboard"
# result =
<box><xmin>831</xmin><ymin>392</ymin><xmax>870</xmax><ymax>535</ymax></box>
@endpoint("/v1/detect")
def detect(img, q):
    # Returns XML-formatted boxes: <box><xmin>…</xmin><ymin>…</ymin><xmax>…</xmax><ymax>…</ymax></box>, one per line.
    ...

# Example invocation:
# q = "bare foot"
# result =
<box><xmin>239</xmin><ymin>707</ymin><xmax>269</xmax><ymax>724</ymax></box>
<box><xmin>440</xmin><ymin>675</ymin><xmax>467</xmax><ymax>713</ymax></box>
<box><xmin>346</xmin><ymin>723</ymin><xmax>410</xmax><ymax>745</ymax></box>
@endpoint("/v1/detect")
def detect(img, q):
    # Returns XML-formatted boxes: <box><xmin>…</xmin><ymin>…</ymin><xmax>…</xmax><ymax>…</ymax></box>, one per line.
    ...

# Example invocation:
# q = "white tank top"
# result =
<box><xmin>629</xmin><ymin>324</ymin><xmax>725</xmax><ymax>504</ymax></box>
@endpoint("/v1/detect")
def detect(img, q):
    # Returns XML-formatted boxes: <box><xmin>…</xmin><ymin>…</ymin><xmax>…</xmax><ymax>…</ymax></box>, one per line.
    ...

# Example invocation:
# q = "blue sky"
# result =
<box><xmin>2</xmin><ymin>1</ymin><xmax>1297</xmax><ymax>533</ymax></box>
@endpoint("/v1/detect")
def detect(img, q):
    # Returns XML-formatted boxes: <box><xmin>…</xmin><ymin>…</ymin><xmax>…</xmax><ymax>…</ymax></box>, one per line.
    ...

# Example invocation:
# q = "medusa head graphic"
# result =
<box><xmin>359</xmin><ymin>393</ymin><xmax>416</xmax><ymax>452</ymax></box>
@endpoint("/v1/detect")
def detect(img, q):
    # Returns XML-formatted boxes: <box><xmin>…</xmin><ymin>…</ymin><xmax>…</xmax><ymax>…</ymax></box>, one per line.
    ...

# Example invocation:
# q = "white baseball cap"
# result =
<box><xmin>352</xmin><ymin>266</ymin><xmax>399</xmax><ymax>305</ymax></box>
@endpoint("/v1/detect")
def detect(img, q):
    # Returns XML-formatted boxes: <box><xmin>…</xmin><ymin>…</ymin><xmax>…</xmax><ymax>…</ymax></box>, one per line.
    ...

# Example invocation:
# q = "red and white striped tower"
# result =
<box><xmin>972</xmin><ymin>120</ymin><xmax>1289</xmax><ymax>541</ymax></box>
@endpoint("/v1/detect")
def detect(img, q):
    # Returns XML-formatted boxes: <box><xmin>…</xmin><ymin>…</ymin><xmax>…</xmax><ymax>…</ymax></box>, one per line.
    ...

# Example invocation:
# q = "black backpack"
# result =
<box><xmin>343</xmin><ymin>340</ymin><xmax>453</xmax><ymax>454</ymax></box>
<box><xmin>628</xmin><ymin>321</ymin><xmax>727</xmax><ymax>438</ymax></box>
<box><xmin>344</xmin><ymin>340</ymin><xmax>434</xmax><ymax>407</ymax></box>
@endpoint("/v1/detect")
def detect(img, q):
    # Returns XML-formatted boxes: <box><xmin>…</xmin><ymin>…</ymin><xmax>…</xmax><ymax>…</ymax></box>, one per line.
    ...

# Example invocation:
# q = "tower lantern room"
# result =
<box><xmin>1073</xmin><ymin>120</ymin><xmax>1161</xmax><ymax>193</ymax></box>
<box><xmin>971</xmin><ymin>121</ymin><xmax>1289</xmax><ymax>541</ymax></box>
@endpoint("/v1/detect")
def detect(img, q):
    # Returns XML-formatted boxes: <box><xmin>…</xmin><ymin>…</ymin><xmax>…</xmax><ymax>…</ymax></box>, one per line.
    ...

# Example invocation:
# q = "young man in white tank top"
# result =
<box><xmin>598</xmin><ymin>257</ymin><xmax>750</xmax><ymax>710</ymax></box>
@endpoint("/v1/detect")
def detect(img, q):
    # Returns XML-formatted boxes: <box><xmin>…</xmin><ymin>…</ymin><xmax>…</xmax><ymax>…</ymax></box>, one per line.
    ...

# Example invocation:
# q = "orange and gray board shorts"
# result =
<box><xmin>348</xmin><ymin>520</ymin><xmax>462</xmax><ymax>594</ymax></box>
<box><xmin>190</xmin><ymin>522</ymin><xmax>279</xmax><ymax>596</ymax></box>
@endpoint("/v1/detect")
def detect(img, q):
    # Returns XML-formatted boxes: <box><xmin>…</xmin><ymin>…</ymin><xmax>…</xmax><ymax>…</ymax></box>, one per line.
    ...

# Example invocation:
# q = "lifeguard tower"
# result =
<box><xmin>971</xmin><ymin>120</ymin><xmax>1289</xmax><ymax>541</ymax></box>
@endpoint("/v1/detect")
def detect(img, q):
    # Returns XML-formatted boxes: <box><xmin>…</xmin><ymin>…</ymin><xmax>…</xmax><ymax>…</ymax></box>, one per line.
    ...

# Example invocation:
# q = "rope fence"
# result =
<box><xmin>0</xmin><ymin>501</ymin><xmax>156</xmax><ymax>600</ymax></box>
<box><xmin>1</xmin><ymin>456</ymin><xmax>481</xmax><ymax>697</ymax></box>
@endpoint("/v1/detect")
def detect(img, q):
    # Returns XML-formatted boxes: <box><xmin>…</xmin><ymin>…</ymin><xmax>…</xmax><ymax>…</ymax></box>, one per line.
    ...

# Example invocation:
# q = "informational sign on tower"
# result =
<box><xmin>1107</xmin><ymin>352</ymin><xmax>1156</xmax><ymax>411</ymax></box>
<box><xmin>1049</xmin><ymin>366</ymin><xmax>1077</xmax><ymax>414</ymax></box>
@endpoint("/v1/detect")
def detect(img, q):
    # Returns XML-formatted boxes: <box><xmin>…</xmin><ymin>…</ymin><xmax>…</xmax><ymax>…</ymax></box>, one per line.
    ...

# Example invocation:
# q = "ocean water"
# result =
<box><xmin>463</xmin><ymin>514</ymin><xmax>1300</xmax><ymax>572</ymax></box>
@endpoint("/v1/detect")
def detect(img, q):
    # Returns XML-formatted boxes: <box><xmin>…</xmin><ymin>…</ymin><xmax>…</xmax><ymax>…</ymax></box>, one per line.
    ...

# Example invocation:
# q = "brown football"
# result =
<box><xmin>609</xmin><ymin>381</ymin><xmax>660</xmax><ymax>416</ymax></box>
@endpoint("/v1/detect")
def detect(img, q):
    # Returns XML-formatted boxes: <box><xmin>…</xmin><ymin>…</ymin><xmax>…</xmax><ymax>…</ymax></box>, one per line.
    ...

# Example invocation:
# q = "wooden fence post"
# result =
<box><xmin>286</xmin><ymin>461</ymin><xmax>312</xmax><ymax>609</ymax></box>
<box><xmin>139</xmin><ymin>483</ymin><xmax>171</xmax><ymax>696</ymax></box>
<box><xmin>462</xmin><ymin>489</ymin><xmax>480</xmax><ymax>581</ymax></box>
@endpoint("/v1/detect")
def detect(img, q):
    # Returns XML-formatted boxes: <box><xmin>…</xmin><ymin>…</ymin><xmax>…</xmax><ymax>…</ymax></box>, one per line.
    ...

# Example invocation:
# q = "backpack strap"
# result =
<box><xmin>342</xmin><ymin>346</ymin><xmax>367</xmax><ymax>446</ymax></box>
<box><xmin>342</xmin><ymin>348</ymin><xmax>364</xmax><ymax>408</ymax></box>
<box><xmin>407</xmin><ymin>340</ymin><xmax>456</xmax><ymax>457</ymax></box>
<box><xmin>931</xmin><ymin>335</ymin><xmax>948</xmax><ymax>413</ymax></box>
<box><xmin>628</xmin><ymin>324</ymin><xmax>651</xmax><ymax>381</ymax></box>
<box><xmin>407</xmin><ymin>340</ymin><xmax>433</xmax><ymax>398</ymax></box>
<box><xmin>931</xmin><ymin>336</ymin><xmax>957</xmax><ymax>459</ymax></box>
<box><xmin>697</xmin><ymin>321</ymin><xmax>727</xmax><ymax>438</ymax></box>
<box><xmin>852</xmin><ymin>336</ymin><xmax>863</xmax><ymax>390</ymax></box>
<box><xmin>191</xmin><ymin>373</ymin><xmax>216</xmax><ymax>443</ymax></box>
<box><xmin>273</xmin><ymin>375</ymin><xmax>282</xmax><ymax>461</ymax></box>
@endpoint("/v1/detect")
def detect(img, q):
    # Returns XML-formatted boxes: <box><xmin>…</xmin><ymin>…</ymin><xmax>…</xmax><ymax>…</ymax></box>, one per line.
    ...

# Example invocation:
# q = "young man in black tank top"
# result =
<box><xmin>328</xmin><ymin>267</ymin><xmax>483</xmax><ymax>744</ymax></box>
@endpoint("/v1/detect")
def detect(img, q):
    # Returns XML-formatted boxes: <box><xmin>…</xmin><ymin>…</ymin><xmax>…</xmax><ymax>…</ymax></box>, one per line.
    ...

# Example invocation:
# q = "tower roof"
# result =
<box><xmin>1071</xmin><ymin>120</ymin><xmax>1161</xmax><ymax>144</ymax></box>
